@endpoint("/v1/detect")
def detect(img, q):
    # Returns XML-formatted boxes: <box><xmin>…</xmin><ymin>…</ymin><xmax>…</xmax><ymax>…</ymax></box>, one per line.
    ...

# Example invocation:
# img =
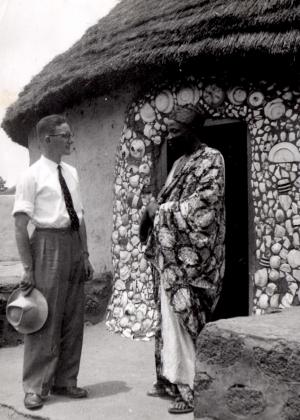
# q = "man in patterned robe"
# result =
<box><xmin>141</xmin><ymin>107</ymin><xmax>225</xmax><ymax>414</ymax></box>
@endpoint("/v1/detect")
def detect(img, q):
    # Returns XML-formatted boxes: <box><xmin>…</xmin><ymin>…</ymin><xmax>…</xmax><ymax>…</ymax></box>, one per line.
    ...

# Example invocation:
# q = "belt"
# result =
<box><xmin>35</xmin><ymin>227</ymin><xmax>73</xmax><ymax>232</ymax></box>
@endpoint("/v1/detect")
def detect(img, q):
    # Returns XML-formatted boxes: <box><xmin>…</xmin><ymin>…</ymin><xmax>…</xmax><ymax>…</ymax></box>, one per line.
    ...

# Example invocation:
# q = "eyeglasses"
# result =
<box><xmin>49</xmin><ymin>132</ymin><xmax>73</xmax><ymax>140</ymax></box>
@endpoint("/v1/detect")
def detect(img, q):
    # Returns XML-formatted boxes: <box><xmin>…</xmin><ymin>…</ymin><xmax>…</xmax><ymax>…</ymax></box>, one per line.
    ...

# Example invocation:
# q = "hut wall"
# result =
<box><xmin>0</xmin><ymin>195</ymin><xmax>19</xmax><ymax>261</ymax></box>
<box><xmin>27</xmin><ymin>87</ymin><xmax>135</xmax><ymax>275</ymax></box>
<box><xmin>107</xmin><ymin>76</ymin><xmax>300</xmax><ymax>338</ymax></box>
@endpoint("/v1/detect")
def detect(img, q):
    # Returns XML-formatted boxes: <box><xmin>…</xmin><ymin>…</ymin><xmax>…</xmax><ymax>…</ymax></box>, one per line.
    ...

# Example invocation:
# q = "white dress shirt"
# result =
<box><xmin>13</xmin><ymin>155</ymin><xmax>84</xmax><ymax>228</ymax></box>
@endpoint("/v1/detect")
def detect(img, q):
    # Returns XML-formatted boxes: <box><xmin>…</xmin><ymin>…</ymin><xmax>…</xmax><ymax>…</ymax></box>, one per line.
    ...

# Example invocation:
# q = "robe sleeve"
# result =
<box><xmin>155</xmin><ymin>149</ymin><xmax>225</xmax><ymax>293</ymax></box>
<box><xmin>157</xmin><ymin>150</ymin><xmax>225</xmax><ymax>241</ymax></box>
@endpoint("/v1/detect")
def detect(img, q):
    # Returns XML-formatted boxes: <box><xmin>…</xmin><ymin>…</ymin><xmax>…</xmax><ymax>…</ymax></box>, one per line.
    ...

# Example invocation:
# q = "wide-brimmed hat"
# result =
<box><xmin>6</xmin><ymin>288</ymin><xmax>48</xmax><ymax>334</ymax></box>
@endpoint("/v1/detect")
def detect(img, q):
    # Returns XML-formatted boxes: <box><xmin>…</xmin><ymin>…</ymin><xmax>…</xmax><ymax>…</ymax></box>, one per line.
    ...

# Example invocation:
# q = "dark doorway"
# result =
<box><xmin>166</xmin><ymin>120</ymin><xmax>251</xmax><ymax>319</ymax></box>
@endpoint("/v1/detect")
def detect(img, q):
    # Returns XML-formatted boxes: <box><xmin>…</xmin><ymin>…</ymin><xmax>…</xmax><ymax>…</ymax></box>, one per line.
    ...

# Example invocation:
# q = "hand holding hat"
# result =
<box><xmin>6</xmin><ymin>287</ymin><xmax>48</xmax><ymax>335</ymax></box>
<box><xmin>20</xmin><ymin>267</ymin><xmax>35</xmax><ymax>296</ymax></box>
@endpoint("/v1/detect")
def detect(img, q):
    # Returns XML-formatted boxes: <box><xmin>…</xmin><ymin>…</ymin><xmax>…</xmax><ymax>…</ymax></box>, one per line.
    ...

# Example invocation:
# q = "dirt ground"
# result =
<box><xmin>0</xmin><ymin>321</ymin><xmax>194</xmax><ymax>420</ymax></box>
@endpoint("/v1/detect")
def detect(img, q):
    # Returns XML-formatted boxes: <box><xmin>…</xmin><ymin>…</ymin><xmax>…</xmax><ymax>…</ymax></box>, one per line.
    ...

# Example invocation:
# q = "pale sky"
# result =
<box><xmin>0</xmin><ymin>0</ymin><xmax>118</xmax><ymax>187</ymax></box>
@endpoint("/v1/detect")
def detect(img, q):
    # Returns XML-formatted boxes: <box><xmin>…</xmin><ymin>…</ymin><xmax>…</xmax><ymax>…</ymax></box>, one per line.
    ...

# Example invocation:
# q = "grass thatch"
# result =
<box><xmin>2</xmin><ymin>0</ymin><xmax>300</xmax><ymax>146</ymax></box>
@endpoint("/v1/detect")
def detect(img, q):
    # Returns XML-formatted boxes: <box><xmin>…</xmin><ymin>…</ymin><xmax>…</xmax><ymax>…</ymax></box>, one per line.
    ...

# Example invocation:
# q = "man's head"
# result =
<box><xmin>166</xmin><ymin>106</ymin><xmax>205</xmax><ymax>144</ymax></box>
<box><xmin>36</xmin><ymin>114</ymin><xmax>73</xmax><ymax>157</ymax></box>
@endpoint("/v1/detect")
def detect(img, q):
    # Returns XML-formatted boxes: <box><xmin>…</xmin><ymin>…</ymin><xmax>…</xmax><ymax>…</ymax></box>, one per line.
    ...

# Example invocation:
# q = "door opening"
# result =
<box><xmin>166</xmin><ymin>119</ymin><xmax>251</xmax><ymax>319</ymax></box>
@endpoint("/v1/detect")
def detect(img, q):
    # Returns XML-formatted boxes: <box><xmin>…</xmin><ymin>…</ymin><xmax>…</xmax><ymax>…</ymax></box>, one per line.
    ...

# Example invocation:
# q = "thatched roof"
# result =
<box><xmin>2</xmin><ymin>0</ymin><xmax>300</xmax><ymax>146</ymax></box>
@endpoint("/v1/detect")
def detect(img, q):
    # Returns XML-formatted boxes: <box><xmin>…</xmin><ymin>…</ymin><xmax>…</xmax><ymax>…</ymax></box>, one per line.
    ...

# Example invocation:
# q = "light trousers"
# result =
<box><xmin>23</xmin><ymin>228</ymin><xmax>85</xmax><ymax>395</ymax></box>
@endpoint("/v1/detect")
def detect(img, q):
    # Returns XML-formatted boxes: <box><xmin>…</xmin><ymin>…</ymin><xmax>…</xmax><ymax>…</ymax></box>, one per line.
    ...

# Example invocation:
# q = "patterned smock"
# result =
<box><xmin>146</xmin><ymin>143</ymin><xmax>226</xmax><ymax>342</ymax></box>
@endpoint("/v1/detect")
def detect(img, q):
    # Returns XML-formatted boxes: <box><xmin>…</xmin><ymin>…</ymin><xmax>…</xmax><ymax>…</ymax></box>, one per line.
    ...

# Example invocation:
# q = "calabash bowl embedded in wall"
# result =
<box><xmin>247</xmin><ymin>91</ymin><xmax>265</xmax><ymax>108</ymax></box>
<box><xmin>120</xmin><ymin>144</ymin><xmax>129</xmax><ymax>159</ymax></box>
<box><xmin>124</xmin><ymin>128</ymin><xmax>132</xmax><ymax>140</ymax></box>
<box><xmin>129</xmin><ymin>139</ymin><xmax>146</xmax><ymax>160</ymax></box>
<box><xmin>140</xmin><ymin>102</ymin><xmax>156</xmax><ymax>123</ymax></box>
<box><xmin>227</xmin><ymin>86</ymin><xmax>247</xmax><ymax>106</ymax></box>
<box><xmin>177</xmin><ymin>87</ymin><xmax>195</xmax><ymax>106</ymax></box>
<box><xmin>139</xmin><ymin>163</ymin><xmax>150</xmax><ymax>175</ymax></box>
<box><xmin>155</xmin><ymin>90</ymin><xmax>174</xmax><ymax>114</ymax></box>
<box><xmin>264</xmin><ymin>98</ymin><xmax>286</xmax><ymax>120</ymax></box>
<box><xmin>268</xmin><ymin>142</ymin><xmax>300</xmax><ymax>163</ymax></box>
<box><xmin>203</xmin><ymin>84</ymin><xmax>225</xmax><ymax>107</ymax></box>
<box><xmin>129</xmin><ymin>174</ymin><xmax>140</xmax><ymax>188</ymax></box>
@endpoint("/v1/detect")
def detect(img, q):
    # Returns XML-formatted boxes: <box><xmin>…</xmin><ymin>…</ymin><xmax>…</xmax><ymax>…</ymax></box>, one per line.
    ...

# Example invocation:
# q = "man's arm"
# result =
<box><xmin>14</xmin><ymin>213</ymin><xmax>34</xmax><ymax>294</ymax></box>
<box><xmin>79</xmin><ymin>218</ymin><xmax>94</xmax><ymax>281</ymax></box>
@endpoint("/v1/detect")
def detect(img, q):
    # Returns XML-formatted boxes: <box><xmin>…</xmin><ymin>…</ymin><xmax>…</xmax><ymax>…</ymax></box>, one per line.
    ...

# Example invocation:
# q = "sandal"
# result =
<box><xmin>168</xmin><ymin>397</ymin><xmax>194</xmax><ymax>414</ymax></box>
<box><xmin>147</xmin><ymin>383</ymin><xmax>174</xmax><ymax>399</ymax></box>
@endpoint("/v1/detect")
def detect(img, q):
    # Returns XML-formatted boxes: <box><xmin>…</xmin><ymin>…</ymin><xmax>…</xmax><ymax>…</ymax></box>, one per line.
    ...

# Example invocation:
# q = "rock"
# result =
<box><xmin>142</xmin><ymin>318</ymin><xmax>153</xmax><ymax>331</ymax></box>
<box><xmin>256</xmin><ymin>288</ymin><xmax>262</xmax><ymax>298</ymax></box>
<box><xmin>136</xmin><ymin>311</ymin><xmax>144</xmax><ymax>322</ymax></box>
<box><xmin>280</xmin><ymin>248</ymin><xmax>289</xmax><ymax>260</ymax></box>
<box><xmin>131</xmin><ymin>235</ymin><xmax>140</xmax><ymax>246</ymax></box>
<box><xmin>275</xmin><ymin>225</ymin><xmax>286</xmax><ymax>238</ymax></box>
<box><xmin>132</xmin><ymin>322</ymin><xmax>141</xmax><ymax>333</ymax></box>
<box><xmin>275</xmin><ymin>209</ymin><xmax>285</xmax><ymax>223</ymax></box>
<box><xmin>293</xmin><ymin>270</ymin><xmax>300</xmax><ymax>282</ymax></box>
<box><xmin>194</xmin><ymin>309</ymin><xmax>300</xmax><ymax>420</ymax></box>
<box><xmin>288</xmin><ymin>282</ymin><xmax>298</xmax><ymax>295</ymax></box>
<box><xmin>269</xmin><ymin>269</ymin><xmax>280</xmax><ymax>281</ymax></box>
<box><xmin>146</xmin><ymin>330</ymin><xmax>155</xmax><ymax>338</ymax></box>
<box><xmin>119</xmin><ymin>316</ymin><xmax>130</xmax><ymax>328</ymax></box>
<box><xmin>254</xmin><ymin>269</ymin><xmax>268</xmax><ymax>288</ymax></box>
<box><xmin>120</xmin><ymin>250</ymin><xmax>131</xmax><ymax>263</ymax></box>
<box><xmin>280</xmin><ymin>263</ymin><xmax>291</xmax><ymax>272</ymax></box>
<box><xmin>120</xmin><ymin>266</ymin><xmax>130</xmax><ymax>281</ymax></box>
<box><xmin>124</xmin><ymin>302</ymin><xmax>136</xmax><ymax>315</ymax></box>
<box><xmin>120</xmin><ymin>291</ymin><xmax>128</xmax><ymax>307</ymax></box>
<box><xmin>266</xmin><ymin>283</ymin><xmax>277</xmax><ymax>296</ymax></box>
<box><xmin>258</xmin><ymin>294</ymin><xmax>269</xmax><ymax>309</ymax></box>
<box><xmin>271</xmin><ymin>243</ymin><xmax>282</xmax><ymax>254</ymax></box>
<box><xmin>119</xmin><ymin>225</ymin><xmax>127</xmax><ymax>238</ymax></box>
<box><xmin>138</xmin><ymin>303</ymin><xmax>148</xmax><ymax>317</ymax></box>
<box><xmin>139</xmin><ymin>258</ymin><xmax>148</xmax><ymax>273</ymax></box>
<box><xmin>270</xmin><ymin>294</ymin><xmax>280</xmax><ymax>307</ymax></box>
<box><xmin>115</xmin><ymin>279</ymin><xmax>126</xmax><ymax>290</ymax></box>
<box><xmin>293</xmin><ymin>233</ymin><xmax>300</xmax><ymax>247</ymax></box>
<box><xmin>113</xmin><ymin>307</ymin><xmax>123</xmax><ymax>318</ymax></box>
<box><xmin>287</xmin><ymin>250</ymin><xmax>300</xmax><ymax>268</ymax></box>
<box><xmin>270</xmin><ymin>256</ymin><xmax>281</xmax><ymax>269</ymax></box>
<box><xmin>279</xmin><ymin>195</ymin><xmax>292</xmax><ymax>211</ymax></box>
<box><xmin>122</xmin><ymin>328</ymin><xmax>132</xmax><ymax>339</ymax></box>
<box><xmin>281</xmin><ymin>293</ymin><xmax>293</xmax><ymax>307</ymax></box>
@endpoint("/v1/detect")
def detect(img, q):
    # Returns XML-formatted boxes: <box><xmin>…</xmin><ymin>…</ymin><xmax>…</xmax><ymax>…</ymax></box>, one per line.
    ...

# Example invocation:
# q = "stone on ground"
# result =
<box><xmin>194</xmin><ymin>308</ymin><xmax>300</xmax><ymax>420</ymax></box>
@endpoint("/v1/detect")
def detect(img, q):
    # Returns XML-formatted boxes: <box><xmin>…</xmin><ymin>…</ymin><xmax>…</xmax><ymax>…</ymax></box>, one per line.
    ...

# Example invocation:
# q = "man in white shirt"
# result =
<box><xmin>13</xmin><ymin>114</ymin><xmax>93</xmax><ymax>410</ymax></box>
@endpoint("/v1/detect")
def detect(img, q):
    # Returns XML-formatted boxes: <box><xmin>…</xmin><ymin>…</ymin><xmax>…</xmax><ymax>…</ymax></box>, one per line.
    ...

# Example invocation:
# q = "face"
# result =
<box><xmin>166</xmin><ymin>120</ymin><xmax>188</xmax><ymax>144</ymax></box>
<box><xmin>46</xmin><ymin>123</ymin><xmax>74</xmax><ymax>156</ymax></box>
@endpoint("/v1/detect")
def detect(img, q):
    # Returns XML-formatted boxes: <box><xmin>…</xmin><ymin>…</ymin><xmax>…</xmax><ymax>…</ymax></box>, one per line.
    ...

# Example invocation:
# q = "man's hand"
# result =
<box><xmin>20</xmin><ymin>268</ymin><xmax>35</xmax><ymax>296</ymax></box>
<box><xmin>83</xmin><ymin>255</ymin><xmax>94</xmax><ymax>281</ymax></box>
<box><xmin>146</xmin><ymin>200</ymin><xmax>159</xmax><ymax>221</ymax></box>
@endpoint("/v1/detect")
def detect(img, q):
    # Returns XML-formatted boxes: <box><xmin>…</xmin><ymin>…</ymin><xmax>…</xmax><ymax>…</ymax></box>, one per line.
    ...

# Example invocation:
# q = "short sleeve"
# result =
<box><xmin>12</xmin><ymin>170</ymin><xmax>36</xmax><ymax>218</ymax></box>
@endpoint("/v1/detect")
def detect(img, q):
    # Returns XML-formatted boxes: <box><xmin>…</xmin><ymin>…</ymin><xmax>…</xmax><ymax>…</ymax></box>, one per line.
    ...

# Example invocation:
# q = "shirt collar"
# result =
<box><xmin>41</xmin><ymin>155</ymin><xmax>64</xmax><ymax>170</ymax></box>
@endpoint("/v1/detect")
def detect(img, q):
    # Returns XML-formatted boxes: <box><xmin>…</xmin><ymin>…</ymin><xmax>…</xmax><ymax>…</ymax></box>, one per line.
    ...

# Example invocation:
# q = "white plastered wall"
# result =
<box><xmin>28</xmin><ymin>86</ymin><xmax>136</xmax><ymax>274</ymax></box>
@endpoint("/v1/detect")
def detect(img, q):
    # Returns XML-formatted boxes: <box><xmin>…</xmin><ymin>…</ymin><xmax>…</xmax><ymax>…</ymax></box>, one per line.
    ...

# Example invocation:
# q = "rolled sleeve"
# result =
<box><xmin>12</xmin><ymin>171</ymin><xmax>36</xmax><ymax>218</ymax></box>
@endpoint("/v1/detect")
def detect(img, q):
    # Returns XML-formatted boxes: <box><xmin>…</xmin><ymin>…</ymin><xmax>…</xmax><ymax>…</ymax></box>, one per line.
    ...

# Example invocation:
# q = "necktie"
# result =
<box><xmin>57</xmin><ymin>165</ymin><xmax>80</xmax><ymax>231</ymax></box>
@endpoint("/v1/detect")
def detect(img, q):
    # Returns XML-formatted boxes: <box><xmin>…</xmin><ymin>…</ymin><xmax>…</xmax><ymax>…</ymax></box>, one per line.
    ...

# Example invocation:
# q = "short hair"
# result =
<box><xmin>36</xmin><ymin>114</ymin><xmax>68</xmax><ymax>140</ymax></box>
